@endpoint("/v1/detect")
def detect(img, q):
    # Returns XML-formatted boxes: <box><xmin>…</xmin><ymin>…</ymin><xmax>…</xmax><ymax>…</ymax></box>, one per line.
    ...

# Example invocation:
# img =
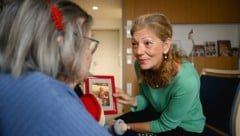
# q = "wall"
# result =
<box><xmin>171</xmin><ymin>24</ymin><xmax>240</xmax><ymax>69</ymax></box>
<box><xmin>90</xmin><ymin>30</ymin><xmax>122</xmax><ymax>87</ymax></box>
<box><xmin>90</xmin><ymin>30</ymin><xmax>123</xmax><ymax>119</ymax></box>
<box><xmin>172</xmin><ymin>24</ymin><xmax>240</xmax><ymax>55</ymax></box>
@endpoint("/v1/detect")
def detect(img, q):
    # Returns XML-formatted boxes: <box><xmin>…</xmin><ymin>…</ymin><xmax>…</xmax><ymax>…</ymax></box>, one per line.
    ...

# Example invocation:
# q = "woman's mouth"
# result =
<box><xmin>138</xmin><ymin>59</ymin><xmax>147</xmax><ymax>64</ymax></box>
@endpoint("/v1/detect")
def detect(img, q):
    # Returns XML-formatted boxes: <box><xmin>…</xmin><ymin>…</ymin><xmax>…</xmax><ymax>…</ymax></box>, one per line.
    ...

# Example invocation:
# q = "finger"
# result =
<box><xmin>117</xmin><ymin>99</ymin><xmax>130</xmax><ymax>105</ymax></box>
<box><xmin>113</xmin><ymin>91</ymin><xmax>124</xmax><ymax>97</ymax></box>
<box><xmin>113</xmin><ymin>92</ymin><xmax>122</xmax><ymax>97</ymax></box>
<box><xmin>115</xmin><ymin>87</ymin><xmax>124</xmax><ymax>93</ymax></box>
<box><xmin>113</xmin><ymin>93</ymin><xmax>128</xmax><ymax>101</ymax></box>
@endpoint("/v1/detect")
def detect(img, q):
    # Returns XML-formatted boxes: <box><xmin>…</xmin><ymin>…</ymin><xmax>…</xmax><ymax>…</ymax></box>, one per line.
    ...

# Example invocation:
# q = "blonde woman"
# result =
<box><xmin>114</xmin><ymin>13</ymin><xmax>206</xmax><ymax>136</ymax></box>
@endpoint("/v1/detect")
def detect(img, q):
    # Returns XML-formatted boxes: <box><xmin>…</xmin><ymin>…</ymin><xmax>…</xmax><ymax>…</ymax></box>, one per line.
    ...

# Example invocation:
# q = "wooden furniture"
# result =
<box><xmin>123</xmin><ymin>0</ymin><xmax>240</xmax><ymax>23</ymax></box>
<box><xmin>201</xmin><ymin>68</ymin><xmax>240</xmax><ymax>77</ymax></box>
<box><xmin>192</xmin><ymin>56</ymin><xmax>239</xmax><ymax>75</ymax></box>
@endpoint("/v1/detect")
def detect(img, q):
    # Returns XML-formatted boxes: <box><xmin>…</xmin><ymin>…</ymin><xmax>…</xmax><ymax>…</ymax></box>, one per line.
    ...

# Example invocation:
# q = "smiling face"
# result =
<box><xmin>132</xmin><ymin>28</ymin><xmax>171</xmax><ymax>70</ymax></box>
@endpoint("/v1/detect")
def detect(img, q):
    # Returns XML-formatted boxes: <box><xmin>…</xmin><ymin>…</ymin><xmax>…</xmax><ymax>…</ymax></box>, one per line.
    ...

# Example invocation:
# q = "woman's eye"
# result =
<box><xmin>144</xmin><ymin>41</ymin><xmax>153</xmax><ymax>48</ymax></box>
<box><xmin>131</xmin><ymin>42</ymin><xmax>138</xmax><ymax>48</ymax></box>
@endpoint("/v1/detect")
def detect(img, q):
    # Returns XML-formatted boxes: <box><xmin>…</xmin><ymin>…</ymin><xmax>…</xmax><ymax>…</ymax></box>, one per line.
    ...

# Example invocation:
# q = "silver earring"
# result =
<box><xmin>163</xmin><ymin>53</ymin><xmax>168</xmax><ymax>60</ymax></box>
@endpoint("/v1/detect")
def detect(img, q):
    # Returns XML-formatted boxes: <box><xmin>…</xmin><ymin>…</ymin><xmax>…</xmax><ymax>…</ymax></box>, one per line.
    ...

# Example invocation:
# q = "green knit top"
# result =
<box><xmin>131</xmin><ymin>60</ymin><xmax>206</xmax><ymax>133</ymax></box>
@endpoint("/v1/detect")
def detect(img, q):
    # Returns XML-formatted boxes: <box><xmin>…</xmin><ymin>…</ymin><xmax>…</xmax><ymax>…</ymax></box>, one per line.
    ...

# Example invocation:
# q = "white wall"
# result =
<box><xmin>90</xmin><ymin>30</ymin><xmax>123</xmax><ymax>119</ymax></box>
<box><xmin>172</xmin><ymin>24</ymin><xmax>240</xmax><ymax>56</ymax></box>
<box><xmin>90</xmin><ymin>30</ymin><xmax>122</xmax><ymax>87</ymax></box>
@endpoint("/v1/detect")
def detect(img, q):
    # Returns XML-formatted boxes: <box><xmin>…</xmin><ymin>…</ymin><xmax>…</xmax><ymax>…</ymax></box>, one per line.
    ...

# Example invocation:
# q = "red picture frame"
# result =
<box><xmin>85</xmin><ymin>75</ymin><xmax>117</xmax><ymax>115</ymax></box>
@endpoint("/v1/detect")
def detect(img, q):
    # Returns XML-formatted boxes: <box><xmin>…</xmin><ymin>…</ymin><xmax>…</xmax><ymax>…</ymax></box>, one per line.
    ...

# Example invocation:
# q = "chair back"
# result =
<box><xmin>200</xmin><ymin>68</ymin><xmax>240</xmax><ymax>136</ymax></box>
<box><xmin>201</xmin><ymin>68</ymin><xmax>240</xmax><ymax>77</ymax></box>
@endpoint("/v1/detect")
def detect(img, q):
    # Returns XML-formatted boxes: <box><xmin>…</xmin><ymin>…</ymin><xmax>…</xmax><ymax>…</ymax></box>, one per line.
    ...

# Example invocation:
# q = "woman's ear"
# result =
<box><xmin>163</xmin><ymin>38</ymin><xmax>172</xmax><ymax>53</ymax></box>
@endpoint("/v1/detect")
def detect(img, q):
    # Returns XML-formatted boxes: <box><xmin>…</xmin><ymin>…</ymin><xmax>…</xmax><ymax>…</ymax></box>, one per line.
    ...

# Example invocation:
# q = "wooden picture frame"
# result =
<box><xmin>217</xmin><ymin>40</ymin><xmax>231</xmax><ymax>56</ymax></box>
<box><xmin>85</xmin><ymin>75</ymin><xmax>117</xmax><ymax>114</ymax></box>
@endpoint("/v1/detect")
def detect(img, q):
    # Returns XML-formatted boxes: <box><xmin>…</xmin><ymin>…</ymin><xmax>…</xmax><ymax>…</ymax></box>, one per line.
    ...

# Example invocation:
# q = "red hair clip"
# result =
<box><xmin>51</xmin><ymin>4</ymin><xmax>64</xmax><ymax>31</ymax></box>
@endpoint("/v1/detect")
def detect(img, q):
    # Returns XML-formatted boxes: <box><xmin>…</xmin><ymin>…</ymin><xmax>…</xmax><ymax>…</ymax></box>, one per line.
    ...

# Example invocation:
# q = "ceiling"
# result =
<box><xmin>71</xmin><ymin>0</ymin><xmax>122</xmax><ymax>30</ymax></box>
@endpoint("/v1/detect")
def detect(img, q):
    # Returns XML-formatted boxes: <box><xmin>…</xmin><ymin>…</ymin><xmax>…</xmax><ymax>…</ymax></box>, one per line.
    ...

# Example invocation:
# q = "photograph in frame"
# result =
<box><xmin>204</xmin><ymin>41</ymin><xmax>217</xmax><ymax>56</ymax></box>
<box><xmin>217</xmin><ymin>40</ymin><xmax>231</xmax><ymax>56</ymax></box>
<box><xmin>193</xmin><ymin>44</ymin><xmax>205</xmax><ymax>56</ymax></box>
<box><xmin>85</xmin><ymin>75</ymin><xmax>117</xmax><ymax>114</ymax></box>
<box><xmin>230</xmin><ymin>47</ymin><xmax>239</xmax><ymax>57</ymax></box>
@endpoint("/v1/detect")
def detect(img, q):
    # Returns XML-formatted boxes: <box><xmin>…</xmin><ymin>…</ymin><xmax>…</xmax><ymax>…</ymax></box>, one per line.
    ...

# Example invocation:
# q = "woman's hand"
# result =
<box><xmin>113</xmin><ymin>87</ymin><xmax>137</xmax><ymax>107</ymax></box>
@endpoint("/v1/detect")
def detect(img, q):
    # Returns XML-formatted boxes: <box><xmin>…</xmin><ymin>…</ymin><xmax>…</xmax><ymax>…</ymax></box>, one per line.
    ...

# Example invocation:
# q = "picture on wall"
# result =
<box><xmin>85</xmin><ymin>75</ymin><xmax>117</xmax><ymax>114</ymax></box>
<box><xmin>217</xmin><ymin>40</ymin><xmax>231</xmax><ymax>56</ymax></box>
<box><xmin>204</xmin><ymin>41</ymin><xmax>217</xmax><ymax>56</ymax></box>
<box><xmin>193</xmin><ymin>45</ymin><xmax>205</xmax><ymax>56</ymax></box>
<box><xmin>230</xmin><ymin>47</ymin><xmax>239</xmax><ymax>57</ymax></box>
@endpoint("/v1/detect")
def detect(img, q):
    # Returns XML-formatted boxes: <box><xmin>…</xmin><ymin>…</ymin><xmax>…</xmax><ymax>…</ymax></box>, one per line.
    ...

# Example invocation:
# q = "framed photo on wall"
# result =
<box><xmin>85</xmin><ymin>75</ymin><xmax>117</xmax><ymax>114</ymax></box>
<box><xmin>217</xmin><ymin>40</ymin><xmax>231</xmax><ymax>56</ymax></box>
<box><xmin>230</xmin><ymin>47</ymin><xmax>239</xmax><ymax>57</ymax></box>
<box><xmin>205</xmin><ymin>41</ymin><xmax>217</xmax><ymax>56</ymax></box>
<box><xmin>193</xmin><ymin>45</ymin><xmax>205</xmax><ymax>56</ymax></box>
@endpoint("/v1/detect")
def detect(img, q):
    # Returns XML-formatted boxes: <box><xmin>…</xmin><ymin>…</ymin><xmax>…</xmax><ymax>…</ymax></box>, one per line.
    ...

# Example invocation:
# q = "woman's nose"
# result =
<box><xmin>135</xmin><ymin>44</ymin><xmax>145</xmax><ymax>55</ymax></box>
